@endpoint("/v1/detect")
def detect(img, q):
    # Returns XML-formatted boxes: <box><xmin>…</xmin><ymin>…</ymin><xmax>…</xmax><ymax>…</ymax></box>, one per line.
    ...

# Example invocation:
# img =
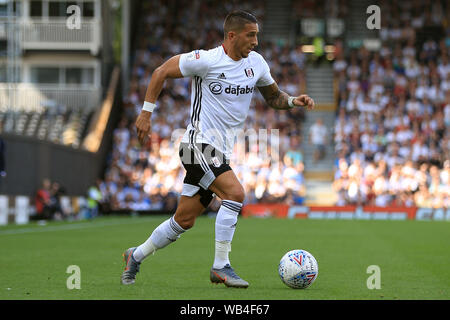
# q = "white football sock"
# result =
<box><xmin>133</xmin><ymin>238</ymin><xmax>157</xmax><ymax>263</ymax></box>
<box><xmin>133</xmin><ymin>215</ymin><xmax>186</xmax><ymax>262</ymax></box>
<box><xmin>213</xmin><ymin>200</ymin><xmax>242</xmax><ymax>269</ymax></box>
<box><xmin>213</xmin><ymin>240</ymin><xmax>232</xmax><ymax>269</ymax></box>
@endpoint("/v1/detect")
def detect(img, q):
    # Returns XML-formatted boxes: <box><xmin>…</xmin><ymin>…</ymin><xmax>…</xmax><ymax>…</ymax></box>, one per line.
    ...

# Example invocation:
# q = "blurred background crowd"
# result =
<box><xmin>3</xmin><ymin>0</ymin><xmax>450</xmax><ymax>224</ymax></box>
<box><xmin>29</xmin><ymin>0</ymin><xmax>449</xmax><ymax>217</ymax></box>
<box><xmin>332</xmin><ymin>0</ymin><xmax>450</xmax><ymax>208</ymax></box>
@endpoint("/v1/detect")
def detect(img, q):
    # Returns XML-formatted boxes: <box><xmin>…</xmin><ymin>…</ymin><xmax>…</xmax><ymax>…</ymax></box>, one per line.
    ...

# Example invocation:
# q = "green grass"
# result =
<box><xmin>0</xmin><ymin>215</ymin><xmax>449</xmax><ymax>300</ymax></box>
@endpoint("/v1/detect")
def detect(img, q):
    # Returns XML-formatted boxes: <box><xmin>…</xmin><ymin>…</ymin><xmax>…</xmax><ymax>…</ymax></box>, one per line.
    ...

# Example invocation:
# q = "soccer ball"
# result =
<box><xmin>278</xmin><ymin>249</ymin><xmax>318</xmax><ymax>289</ymax></box>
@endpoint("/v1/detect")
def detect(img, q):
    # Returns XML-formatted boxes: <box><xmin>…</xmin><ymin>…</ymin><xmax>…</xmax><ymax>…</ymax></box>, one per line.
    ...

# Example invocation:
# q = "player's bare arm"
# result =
<box><xmin>257</xmin><ymin>82</ymin><xmax>315</xmax><ymax>111</ymax></box>
<box><xmin>135</xmin><ymin>54</ymin><xmax>184</xmax><ymax>145</ymax></box>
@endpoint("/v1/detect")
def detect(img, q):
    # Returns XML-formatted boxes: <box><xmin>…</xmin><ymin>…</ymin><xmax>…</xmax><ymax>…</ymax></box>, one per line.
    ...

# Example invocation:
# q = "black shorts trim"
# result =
<box><xmin>179</xmin><ymin>142</ymin><xmax>232</xmax><ymax>207</ymax></box>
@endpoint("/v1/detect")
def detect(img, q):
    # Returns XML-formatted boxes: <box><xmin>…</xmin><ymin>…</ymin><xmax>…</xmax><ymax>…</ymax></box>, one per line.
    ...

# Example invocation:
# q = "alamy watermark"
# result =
<box><xmin>171</xmin><ymin>128</ymin><xmax>281</xmax><ymax>167</ymax></box>
<box><xmin>66</xmin><ymin>265</ymin><xmax>81</xmax><ymax>290</ymax></box>
<box><xmin>366</xmin><ymin>265</ymin><xmax>381</xmax><ymax>289</ymax></box>
<box><xmin>366</xmin><ymin>5</ymin><xmax>381</xmax><ymax>30</ymax></box>
<box><xmin>66</xmin><ymin>5</ymin><xmax>81</xmax><ymax>30</ymax></box>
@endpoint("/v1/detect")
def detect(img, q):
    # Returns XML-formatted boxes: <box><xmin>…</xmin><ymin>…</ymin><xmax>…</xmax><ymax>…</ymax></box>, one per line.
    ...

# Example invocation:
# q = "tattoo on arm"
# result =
<box><xmin>258</xmin><ymin>83</ymin><xmax>291</xmax><ymax>110</ymax></box>
<box><xmin>266</xmin><ymin>89</ymin><xmax>291</xmax><ymax>110</ymax></box>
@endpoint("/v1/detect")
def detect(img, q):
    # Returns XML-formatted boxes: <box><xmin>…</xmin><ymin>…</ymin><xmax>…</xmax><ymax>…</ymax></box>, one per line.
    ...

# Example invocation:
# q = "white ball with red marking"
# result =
<box><xmin>278</xmin><ymin>249</ymin><xmax>318</xmax><ymax>289</ymax></box>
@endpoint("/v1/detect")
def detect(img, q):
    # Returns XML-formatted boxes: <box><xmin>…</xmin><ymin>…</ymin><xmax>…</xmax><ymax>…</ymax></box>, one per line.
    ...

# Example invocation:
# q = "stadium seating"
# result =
<box><xmin>333</xmin><ymin>0</ymin><xmax>449</xmax><ymax>208</ymax></box>
<box><xmin>0</xmin><ymin>108</ymin><xmax>93</xmax><ymax>148</ymax></box>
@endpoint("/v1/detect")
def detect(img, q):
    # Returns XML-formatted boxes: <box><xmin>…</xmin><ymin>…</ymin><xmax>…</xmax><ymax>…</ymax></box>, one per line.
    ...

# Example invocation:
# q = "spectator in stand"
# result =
<box><xmin>309</xmin><ymin>118</ymin><xmax>328</xmax><ymax>163</ymax></box>
<box><xmin>284</xmin><ymin>135</ymin><xmax>304</xmax><ymax>167</ymax></box>
<box><xmin>49</xmin><ymin>181</ymin><xmax>65</xmax><ymax>221</ymax></box>
<box><xmin>86</xmin><ymin>180</ymin><xmax>103</xmax><ymax>219</ymax></box>
<box><xmin>34</xmin><ymin>179</ymin><xmax>52</xmax><ymax>220</ymax></box>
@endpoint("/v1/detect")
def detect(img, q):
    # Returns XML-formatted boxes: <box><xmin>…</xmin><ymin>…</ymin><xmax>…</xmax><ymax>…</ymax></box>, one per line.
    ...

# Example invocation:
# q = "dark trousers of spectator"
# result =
<box><xmin>31</xmin><ymin>205</ymin><xmax>53</xmax><ymax>221</ymax></box>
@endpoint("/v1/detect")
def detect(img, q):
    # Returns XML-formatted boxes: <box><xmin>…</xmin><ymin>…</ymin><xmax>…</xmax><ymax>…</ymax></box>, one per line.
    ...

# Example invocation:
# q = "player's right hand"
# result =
<box><xmin>135</xmin><ymin>111</ymin><xmax>152</xmax><ymax>146</ymax></box>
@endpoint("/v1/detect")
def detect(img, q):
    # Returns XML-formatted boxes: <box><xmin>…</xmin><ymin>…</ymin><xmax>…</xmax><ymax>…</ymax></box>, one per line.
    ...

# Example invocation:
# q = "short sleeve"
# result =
<box><xmin>256</xmin><ymin>56</ymin><xmax>275</xmax><ymax>87</ymax></box>
<box><xmin>179</xmin><ymin>49</ymin><xmax>210</xmax><ymax>78</ymax></box>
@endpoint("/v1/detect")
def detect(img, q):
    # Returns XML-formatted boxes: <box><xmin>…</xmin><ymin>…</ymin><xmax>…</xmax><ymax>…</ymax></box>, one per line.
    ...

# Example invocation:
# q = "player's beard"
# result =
<box><xmin>242</xmin><ymin>46</ymin><xmax>252</xmax><ymax>58</ymax></box>
<box><xmin>234</xmin><ymin>41</ymin><xmax>251</xmax><ymax>58</ymax></box>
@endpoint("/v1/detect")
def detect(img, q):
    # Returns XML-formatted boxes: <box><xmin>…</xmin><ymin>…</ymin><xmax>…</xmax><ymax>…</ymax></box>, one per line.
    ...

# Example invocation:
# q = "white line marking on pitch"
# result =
<box><xmin>0</xmin><ymin>217</ymin><xmax>162</xmax><ymax>236</ymax></box>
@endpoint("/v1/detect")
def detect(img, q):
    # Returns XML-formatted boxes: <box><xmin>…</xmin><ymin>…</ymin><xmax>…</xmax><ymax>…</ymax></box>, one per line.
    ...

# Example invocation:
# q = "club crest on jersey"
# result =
<box><xmin>211</xmin><ymin>156</ymin><xmax>221</xmax><ymax>168</ymax></box>
<box><xmin>195</xmin><ymin>50</ymin><xmax>200</xmax><ymax>59</ymax></box>
<box><xmin>244</xmin><ymin>68</ymin><xmax>254</xmax><ymax>78</ymax></box>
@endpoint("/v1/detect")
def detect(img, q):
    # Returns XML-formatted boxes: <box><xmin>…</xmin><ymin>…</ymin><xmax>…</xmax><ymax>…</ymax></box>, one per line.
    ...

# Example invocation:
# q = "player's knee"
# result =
<box><xmin>175</xmin><ymin>215</ymin><xmax>196</xmax><ymax>230</ymax></box>
<box><xmin>222</xmin><ymin>185</ymin><xmax>245</xmax><ymax>203</ymax></box>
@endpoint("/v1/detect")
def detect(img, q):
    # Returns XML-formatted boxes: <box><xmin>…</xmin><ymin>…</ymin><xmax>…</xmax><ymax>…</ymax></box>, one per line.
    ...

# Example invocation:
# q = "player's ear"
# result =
<box><xmin>227</xmin><ymin>31</ymin><xmax>236</xmax><ymax>41</ymax></box>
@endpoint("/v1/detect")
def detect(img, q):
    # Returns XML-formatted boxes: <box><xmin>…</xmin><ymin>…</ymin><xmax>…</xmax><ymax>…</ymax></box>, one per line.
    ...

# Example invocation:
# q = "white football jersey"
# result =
<box><xmin>178</xmin><ymin>45</ymin><xmax>274</xmax><ymax>159</ymax></box>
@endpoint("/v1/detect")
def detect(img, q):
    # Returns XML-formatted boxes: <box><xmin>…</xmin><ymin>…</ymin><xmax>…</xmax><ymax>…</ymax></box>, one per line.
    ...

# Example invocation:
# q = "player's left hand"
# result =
<box><xmin>293</xmin><ymin>95</ymin><xmax>315</xmax><ymax>110</ymax></box>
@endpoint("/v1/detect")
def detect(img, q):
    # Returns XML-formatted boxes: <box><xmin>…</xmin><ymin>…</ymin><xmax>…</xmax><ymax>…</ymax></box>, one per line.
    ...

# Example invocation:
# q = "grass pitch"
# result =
<box><xmin>0</xmin><ymin>215</ymin><xmax>449</xmax><ymax>300</ymax></box>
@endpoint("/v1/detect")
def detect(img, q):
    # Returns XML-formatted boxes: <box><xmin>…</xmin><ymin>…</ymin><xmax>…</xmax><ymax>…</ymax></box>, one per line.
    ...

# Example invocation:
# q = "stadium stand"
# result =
<box><xmin>0</xmin><ymin>105</ymin><xmax>94</xmax><ymax>148</ymax></box>
<box><xmin>0</xmin><ymin>0</ymin><xmax>103</xmax><ymax>149</ymax></box>
<box><xmin>332</xmin><ymin>0</ymin><xmax>449</xmax><ymax>208</ymax></box>
<box><xmin>0</xmin><ymin>0</ymin><xmax>120</xmax><ymax>223</ymax></box>
<box><xmin>99</xmin><ymin>0</ymin><xmax>308</xmax><ymax>212</ymax></box>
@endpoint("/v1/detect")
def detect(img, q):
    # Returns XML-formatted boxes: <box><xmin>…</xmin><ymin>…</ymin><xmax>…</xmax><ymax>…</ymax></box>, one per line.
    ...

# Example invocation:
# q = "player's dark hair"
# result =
<box><xmin>223</xmin><ymin>10</ymin><xmax>257</xmax><ymax>38</ymax></box>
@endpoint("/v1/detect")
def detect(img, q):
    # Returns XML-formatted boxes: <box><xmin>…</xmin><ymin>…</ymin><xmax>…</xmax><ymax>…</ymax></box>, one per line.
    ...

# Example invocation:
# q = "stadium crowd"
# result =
<box><xmin>99</xmin><ymin>0</ymin><xmax>308</xmax><ymax>212</ymax></box>
<box><xmin>332</xmin><ymin>0</ymin><xmax>450</xmax><ymax>208</ymax></box>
